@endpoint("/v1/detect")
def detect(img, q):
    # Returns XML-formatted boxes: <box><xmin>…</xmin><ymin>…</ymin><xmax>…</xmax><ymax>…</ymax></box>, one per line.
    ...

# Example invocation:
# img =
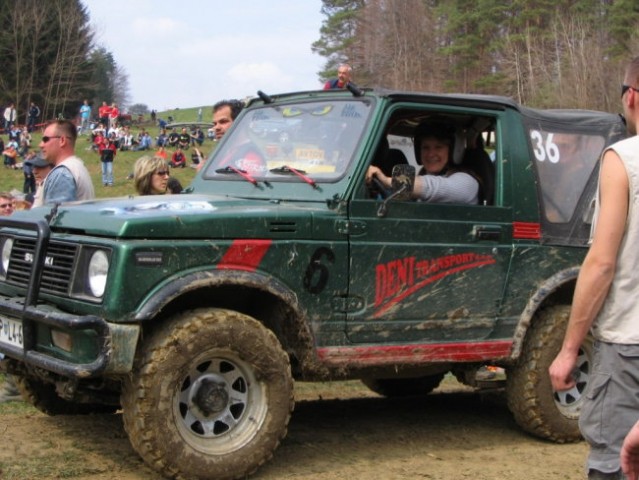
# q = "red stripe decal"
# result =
<box><xmin>513</xmin><ymin>221</ymin><xmax>541</xmax><ymax>240</ymax></box>
<box><xmin>317</xmin><ymin>340</ymin><xmax>512</xmax><ymax>365</ymax></box>
<box><xmin>217</xmin><ymin>239</ymin><xmax>272</xmax><ymax>271</ymax></box>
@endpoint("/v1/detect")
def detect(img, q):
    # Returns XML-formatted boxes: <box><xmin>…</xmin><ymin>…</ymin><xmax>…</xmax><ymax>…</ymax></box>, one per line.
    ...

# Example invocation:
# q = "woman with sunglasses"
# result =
<box><xmin>133</xmin><ymin>155</ymin><xmax>171</xmax><ymax>195</ymax></box>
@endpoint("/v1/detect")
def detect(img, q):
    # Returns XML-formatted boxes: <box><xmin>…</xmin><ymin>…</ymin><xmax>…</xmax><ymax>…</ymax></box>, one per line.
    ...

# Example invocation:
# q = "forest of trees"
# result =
<box><xmin>0</xmin><ymin>0</ymin><xmax>128</xmax><ymax>124</ymax></box>
<box><xmin>2</xmin><ymin>0</ymin><xmax>638</xmax><ymax>122</ymax></box>
<box><xmin>313</xmin><ymin>0</ymin><xmax>639</xmax><ymax>112</ymax></box>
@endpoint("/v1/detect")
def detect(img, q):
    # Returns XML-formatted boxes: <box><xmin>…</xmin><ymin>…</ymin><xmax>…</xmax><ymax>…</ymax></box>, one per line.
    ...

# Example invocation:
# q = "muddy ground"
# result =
<box><xmin>0</xmin><ymin>378</ymin><xmax>589</xmax><ymax>480</ymax></box>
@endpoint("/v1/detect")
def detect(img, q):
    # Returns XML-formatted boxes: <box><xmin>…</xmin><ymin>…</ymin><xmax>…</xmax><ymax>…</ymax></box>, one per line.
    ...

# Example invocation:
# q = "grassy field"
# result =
<box><xmin>1</xmin><ymin>106</ymin><xmax>215</xmax><ymax>200</ymax></box>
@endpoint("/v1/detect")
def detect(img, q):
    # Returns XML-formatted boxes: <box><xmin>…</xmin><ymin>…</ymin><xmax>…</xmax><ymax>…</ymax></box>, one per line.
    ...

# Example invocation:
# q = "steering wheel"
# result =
<box><xmin>368</xmin><ymin>177</ymin><xmax>390</xmax><ymax>199</ymax></box>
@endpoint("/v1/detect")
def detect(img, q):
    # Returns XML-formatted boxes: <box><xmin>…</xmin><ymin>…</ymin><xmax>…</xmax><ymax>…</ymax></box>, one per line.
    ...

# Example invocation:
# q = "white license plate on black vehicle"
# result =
<box><xmin>0</xmin><ymin>316</ymin><xmax>23</xmax><ymax>348</ymax></box>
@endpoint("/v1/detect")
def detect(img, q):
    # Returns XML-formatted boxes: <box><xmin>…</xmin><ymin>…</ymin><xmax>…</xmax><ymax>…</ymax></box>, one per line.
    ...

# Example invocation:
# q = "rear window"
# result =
<box><xmin>530</xmin><ymin>130</ymin><xmax>605</xmax><ymax>223</ymax></box>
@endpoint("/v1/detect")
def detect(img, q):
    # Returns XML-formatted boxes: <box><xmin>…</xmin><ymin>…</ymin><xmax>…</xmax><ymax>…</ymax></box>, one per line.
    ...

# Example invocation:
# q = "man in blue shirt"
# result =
<box><xmin>79</xmin><ymin>100</ymin><xmax>92</xmax><ymax>135</ymax></box>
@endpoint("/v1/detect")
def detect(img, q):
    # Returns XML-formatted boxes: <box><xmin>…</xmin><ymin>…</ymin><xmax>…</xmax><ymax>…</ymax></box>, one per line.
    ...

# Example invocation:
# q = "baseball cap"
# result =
<box><xmin>27</xmin><ymin>155</ymin><xmax>52</xmax><ymax>168</ymax></box>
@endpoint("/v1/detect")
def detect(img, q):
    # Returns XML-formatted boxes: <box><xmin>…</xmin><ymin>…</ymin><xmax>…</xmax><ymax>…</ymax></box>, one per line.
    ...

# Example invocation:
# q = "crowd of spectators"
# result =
<box><xmin>0</xmin><ymin>96</ymin><xmax>245</xmax><ymax>211</ymax></box>
<box><xmin>0</xmin><ymin>96</ymin><xmax>250</xmax><ymax>402</ymax></box>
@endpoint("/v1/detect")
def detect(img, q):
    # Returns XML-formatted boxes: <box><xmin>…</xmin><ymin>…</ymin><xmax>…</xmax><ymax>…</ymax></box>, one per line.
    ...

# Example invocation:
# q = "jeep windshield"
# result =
<box><xmin>201</xmin><ymin>99</ymin><xmax>372</xmax><ymax>190</ymax></box>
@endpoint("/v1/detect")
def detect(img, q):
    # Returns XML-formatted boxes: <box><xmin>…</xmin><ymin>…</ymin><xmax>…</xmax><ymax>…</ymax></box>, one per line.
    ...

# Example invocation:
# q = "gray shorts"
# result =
<box><xmin>579</xmin><ymin>341</ymin><xmax>639</xmax><ymax>474</ymax></box>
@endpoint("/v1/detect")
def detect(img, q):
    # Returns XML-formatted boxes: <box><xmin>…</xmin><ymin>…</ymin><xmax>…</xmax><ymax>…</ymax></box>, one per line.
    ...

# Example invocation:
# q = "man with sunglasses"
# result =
<box><xmin>550</xmin><ymin>56</ymin><xmax>639</xmax><ymax>480</ymax></box>
<box><xmin>39</xmin><ymin>119</ymin><xmax>94</xmax><ymax>204</ymax></box>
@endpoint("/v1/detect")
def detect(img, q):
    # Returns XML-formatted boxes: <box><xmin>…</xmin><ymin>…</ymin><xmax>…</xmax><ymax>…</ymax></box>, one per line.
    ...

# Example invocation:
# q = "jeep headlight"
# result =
<box><xmin>0</xmin><ymin>237</ymin><xmax>13</xmax><ymax>279</ymax></box>
<box><xmin>87</xmin><ymin>250</ymin><xmax>109</xmax><ymax>298</ymax></box>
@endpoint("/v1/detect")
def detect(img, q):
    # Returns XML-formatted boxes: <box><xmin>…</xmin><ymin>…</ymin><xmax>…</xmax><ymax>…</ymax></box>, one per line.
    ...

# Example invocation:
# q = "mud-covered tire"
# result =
<box><xmin>121</xmin><ymin>308</ymin><xmax>294</xmax><ymax>480</ymax></box>
<box><xmin>15</xmin><ymin>376</ymin><xmax>118</xmax><ymax>415</ymax></box>
<box><xmin>361</xmin><ymin>373</ymin><xmax>445</xmax><ymax>397</ymax></box>
<box><xmin>506</xmin><ymin>305</ymin><xmax>592</xmax><ymax>443</ymax></box>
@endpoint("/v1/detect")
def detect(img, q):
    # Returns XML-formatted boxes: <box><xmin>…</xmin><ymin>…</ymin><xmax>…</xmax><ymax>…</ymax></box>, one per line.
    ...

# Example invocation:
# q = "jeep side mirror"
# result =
<box><xmin>377</xmin><ymin>164</ymin><xmax>416</xmax><ymax>217</ymax></box>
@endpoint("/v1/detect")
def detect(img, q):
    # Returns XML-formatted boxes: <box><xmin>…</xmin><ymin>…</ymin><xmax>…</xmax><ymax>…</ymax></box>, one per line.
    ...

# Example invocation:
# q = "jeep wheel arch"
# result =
<box><xmin>509</xmin><ymin>267</ymin><xmax>579</xmax><ymax>360</ymax></box>
<box><xmin>132</xmin><ymin>269</ymin><xmax>318</xmax><ymax>375</ymax></box>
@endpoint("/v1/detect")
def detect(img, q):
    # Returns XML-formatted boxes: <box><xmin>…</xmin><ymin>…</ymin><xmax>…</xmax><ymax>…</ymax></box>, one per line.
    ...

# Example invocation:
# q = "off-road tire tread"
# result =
<box><xmin>506</xmin><ymin>305</ymin><xmax>581</xmax><ymax>443</ymax></box>
<box><xmin>121</xmin><ymin>308</ymin><xmax>294</xmax><ymax>480</ymax></box>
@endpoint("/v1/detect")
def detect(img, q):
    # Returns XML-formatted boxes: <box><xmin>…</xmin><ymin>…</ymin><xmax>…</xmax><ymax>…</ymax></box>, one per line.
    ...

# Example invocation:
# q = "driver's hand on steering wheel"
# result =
<box><xmin>366</xmin><ymin>165</ymin><xmax>391</xmax><ymax>189</ymax></box>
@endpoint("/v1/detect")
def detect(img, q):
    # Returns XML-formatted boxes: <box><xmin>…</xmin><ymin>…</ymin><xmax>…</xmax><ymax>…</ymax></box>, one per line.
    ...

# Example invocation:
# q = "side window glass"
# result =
<box><xmin>366</xmin><ymin>111</ymin><xmax>497</xmax><ymax>206</ymax></box>
<box><xmin>531</xmin><ymin>131</ymin><xmax>604</xmax><ymax>223</ymax></box>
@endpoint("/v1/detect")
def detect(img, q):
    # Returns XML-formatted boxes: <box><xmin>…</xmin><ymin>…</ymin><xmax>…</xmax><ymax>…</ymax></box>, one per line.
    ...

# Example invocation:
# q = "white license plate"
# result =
<box><xmin>0</xmin><ymin>316</ymin><xmax>23</xmax><ymax>348</ymax></box>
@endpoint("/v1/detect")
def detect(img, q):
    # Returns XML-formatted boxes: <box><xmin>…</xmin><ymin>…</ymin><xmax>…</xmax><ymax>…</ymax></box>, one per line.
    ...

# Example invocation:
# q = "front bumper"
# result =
<box><xmin>0</xmin><ymin>217</ymin><xmax>140</xmax><ymax>379</ymax></box>
<box><xmin>0</xmin><ymin>294</ymin><xmax>139</xmax><ymax>378</ymax></box>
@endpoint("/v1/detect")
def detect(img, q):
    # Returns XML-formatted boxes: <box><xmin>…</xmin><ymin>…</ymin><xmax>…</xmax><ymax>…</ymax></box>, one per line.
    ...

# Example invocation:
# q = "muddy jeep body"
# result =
<box><xmin>0</xmin><ymin>89</ymin><xmax>626</xmax><ymax>479</ymax></box>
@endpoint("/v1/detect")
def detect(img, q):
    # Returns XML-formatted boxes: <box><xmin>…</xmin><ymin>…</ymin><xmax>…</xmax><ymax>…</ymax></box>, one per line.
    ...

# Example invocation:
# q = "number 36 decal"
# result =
<box><xmin>530</xmin><ymin>130</ymin><xmax>560</xmax><ymax>163</ymax></box>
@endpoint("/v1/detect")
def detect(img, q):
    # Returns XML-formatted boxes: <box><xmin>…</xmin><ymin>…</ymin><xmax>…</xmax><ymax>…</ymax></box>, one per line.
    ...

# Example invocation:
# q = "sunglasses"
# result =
<box><xmin>0</xmin><ymin>204</ymin><xmax>13</xmax><ymax>209</ymax></box>
<box><xmin>621</xmin><ymin>84</ymin><xmax>638</xmax><ymax>98</ymax></box>
<box><xmin>41</xmin><ymin>135</ymin><xmax>65</xmax><ymax>143</ymax></box>
<box><xmin>155</xmin><ymin>170</ymin><xmax>170</xmax><ymax>176</ymax></box>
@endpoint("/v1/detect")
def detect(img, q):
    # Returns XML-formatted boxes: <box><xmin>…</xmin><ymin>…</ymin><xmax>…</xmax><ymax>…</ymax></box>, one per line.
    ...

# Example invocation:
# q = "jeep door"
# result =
<box><xmin>346</xmin><ymin>107</ymin><xmax>514</xmax><ymax>348</ymax></box>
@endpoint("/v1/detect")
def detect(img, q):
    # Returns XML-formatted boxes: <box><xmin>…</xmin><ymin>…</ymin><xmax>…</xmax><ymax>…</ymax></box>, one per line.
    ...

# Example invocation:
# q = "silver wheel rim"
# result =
<box><xmin>173</xmin><ymin>351</ymin><xmax>267</xmax><ymax>454</ymax></box>
<box><xmin>553</xmin><ymin>342</ymin><xmax>591</xmax><ymax>419</ymax></box>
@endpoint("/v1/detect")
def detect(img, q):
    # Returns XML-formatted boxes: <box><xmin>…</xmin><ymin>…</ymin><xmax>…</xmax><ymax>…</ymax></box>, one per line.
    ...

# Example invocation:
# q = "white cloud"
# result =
<box><xmin>132</xmin><ymin>17</ymin><xmax>181</xmax><ymax>36</ymax></box>
<box><xmin>82</xmin><ymin>0</ymin><xmax>326</xmax><ymax>110</ymax></box>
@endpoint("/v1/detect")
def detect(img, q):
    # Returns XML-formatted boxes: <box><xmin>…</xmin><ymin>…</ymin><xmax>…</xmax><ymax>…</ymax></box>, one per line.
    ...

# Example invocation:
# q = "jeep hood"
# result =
<box><xmin>26</xmin><ymin>194</ymin><xmax>328</xmax><ymax>239</ymax></box>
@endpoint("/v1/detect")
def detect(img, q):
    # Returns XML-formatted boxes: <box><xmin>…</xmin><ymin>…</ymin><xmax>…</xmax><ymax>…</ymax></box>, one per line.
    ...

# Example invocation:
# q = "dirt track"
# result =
<box><xmin>0</xmin><ymin>380</ymin><xmax>588</xmax><ymax>480</ymax></box>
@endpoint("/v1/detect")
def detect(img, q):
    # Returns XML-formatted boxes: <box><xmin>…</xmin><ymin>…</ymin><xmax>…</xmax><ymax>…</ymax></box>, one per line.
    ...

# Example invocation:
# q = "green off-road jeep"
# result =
<box><xmin>0</xmin><ymin>88</ymin><xmax>627</xmax><ymax>479</ymax></box>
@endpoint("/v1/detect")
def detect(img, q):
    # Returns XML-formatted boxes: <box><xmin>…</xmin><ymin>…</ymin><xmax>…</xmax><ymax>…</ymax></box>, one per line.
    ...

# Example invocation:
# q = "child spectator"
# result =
<box><xmin>99</xmin><ymin>136</ymin><xmax>117</xmax><ymax>186</ymax></box>
<box><xmin>191</xmin><ymin>147</ymin><xmax>204</xmax><ymax>167</ymax></box>
<box><xmin>2</xmin><ymin>142</ymin><xmax>18</xmax><ymax>169</ymax></box>
<box><xmin>22</xmin><ymin>151</ymin><xmax>37</xmax><ymax>195</ymax></box>
<box><xmin>170</xmin><ymin>147</ymin><xmax>186</xmax><ymax>168</ymax></box>
<box><xmin>156</xmin><ymin>146</ymin><xmax>168</xmax><ymax>159</ymax></box>
<box><xmin>167</xmin><ymin>177</ymin><xmax>183</xmax><ymax>194</ymax></box>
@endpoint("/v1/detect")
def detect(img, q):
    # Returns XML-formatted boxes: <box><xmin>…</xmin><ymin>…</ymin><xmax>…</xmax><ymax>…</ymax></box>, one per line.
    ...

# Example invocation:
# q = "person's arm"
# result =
<box><xmin>43</xmin><ymin>167</ymin><xmax>77</xmax><ymax>204</ymax></box>
<box><xmin>366</xmin><ymin>166</ymin><xmax>479</xmax><ymax>204</ymax></box>
<box><xmin>412</xmin><ymin>171</ymin><xmax>478</xmax><ymax>204</ymax></box>
<box><xmin>622</xmin><ymin>420</ymin><xmax>639</xmax><ymax>480</ymax></box>
<box><xmin>549</xmin><ymin>150</ymin><xmax>629</xmax><ymax>391</ymax></box>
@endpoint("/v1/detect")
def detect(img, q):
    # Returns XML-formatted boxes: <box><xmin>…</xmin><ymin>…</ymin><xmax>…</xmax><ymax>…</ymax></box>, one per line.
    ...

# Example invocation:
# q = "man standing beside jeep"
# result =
<box><xmin>550</xmin><ymin>56</ymin><xmax>639</xmax><ymax>480</ymax></box>
<box><xmin>39</xmin><ymin>119</ymin><xmax>95</xmax><ymax>204</ymax></box>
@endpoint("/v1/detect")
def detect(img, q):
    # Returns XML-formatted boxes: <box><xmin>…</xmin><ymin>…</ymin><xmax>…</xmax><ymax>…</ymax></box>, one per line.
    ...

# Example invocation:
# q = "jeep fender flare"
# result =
<box><xmin>509</xmin><ymin>266</ymin><xmax>579</xmax><ymax>360</ymax></box>
<box><xmin>133</xmin><ymin>269</ymin><xmax>301</xmax><ymax>320</ymax></box>
<box><xmin>130</xmin><ymin>269</ymin><xmax>318</xmax><ymax>370</ymax></box>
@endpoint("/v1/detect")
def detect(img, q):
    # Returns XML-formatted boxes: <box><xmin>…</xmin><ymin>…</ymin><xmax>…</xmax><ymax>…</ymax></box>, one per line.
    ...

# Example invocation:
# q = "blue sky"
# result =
<box><xmin>82</xmin><ymin>1</ymin><xmax>326</xmax><ymax>111</ymax></box>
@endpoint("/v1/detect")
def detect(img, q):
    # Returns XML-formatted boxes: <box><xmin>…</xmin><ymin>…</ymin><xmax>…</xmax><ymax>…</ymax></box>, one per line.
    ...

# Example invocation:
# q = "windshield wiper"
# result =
<box><xmin>269</xmin><ymin>165</ymin><xmax>318</xmax><ymax>189</ymax></box>
<box><xmin>215</xmin><ymin>165</ymin><xmax>259</xmax><ymax>186</ymax></box>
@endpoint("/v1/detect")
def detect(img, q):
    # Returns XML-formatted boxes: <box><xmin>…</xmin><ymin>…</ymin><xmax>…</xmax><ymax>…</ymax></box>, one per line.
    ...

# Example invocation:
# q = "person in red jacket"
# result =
<box><xmin>98</xmin><ymin>101</ymin><xmax>111</xmax><ymax>131</ymax></box>
<box><xmin>99</xmin><ymin>134</ymin><xmax>117</xmax><ymax>186</ymax></box>
<box><xmin>109</xmin><ymin>102</ymin><xmax>119</xmax><ymax>132</ymax></box>
<box><xmin>170</xmin><ymin>146</ymin><xmax>186</xmax><ymax>168</ymax></box>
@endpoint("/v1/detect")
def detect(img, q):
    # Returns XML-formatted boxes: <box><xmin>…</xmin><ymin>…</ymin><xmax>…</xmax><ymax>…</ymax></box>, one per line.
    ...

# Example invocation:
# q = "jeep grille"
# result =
<box><xmin>6</xmin><ymin>238</ymin><xmax>77</xmax><ymax>296</ymax></box>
